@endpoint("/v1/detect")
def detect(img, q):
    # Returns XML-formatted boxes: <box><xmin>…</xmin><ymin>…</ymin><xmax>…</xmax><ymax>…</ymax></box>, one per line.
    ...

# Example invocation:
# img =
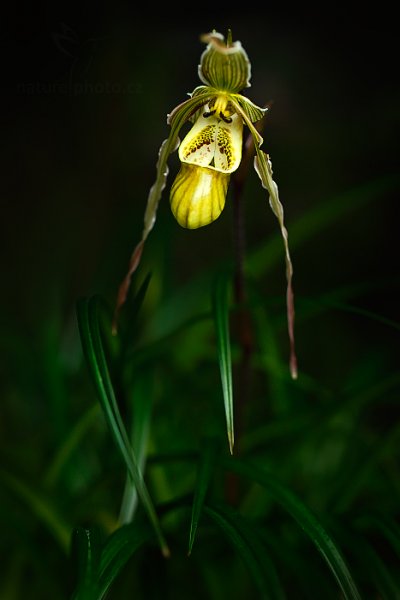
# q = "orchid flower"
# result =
<box><xmin>113</xmin><ymin>30</ymin><xmax>297</xmax><ymax>379</ymax></box>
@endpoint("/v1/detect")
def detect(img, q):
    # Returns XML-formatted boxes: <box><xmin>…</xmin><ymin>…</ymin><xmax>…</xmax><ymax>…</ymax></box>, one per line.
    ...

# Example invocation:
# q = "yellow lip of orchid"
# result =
<box><xmin>170</xmin><ymin>163</ymin><xmax>230</xmax><ymax>229</ymax></box>
<box><xmin>170</xmin><ymin>100</ymin><xmax>244</xmax><ymax>229</ymax></box>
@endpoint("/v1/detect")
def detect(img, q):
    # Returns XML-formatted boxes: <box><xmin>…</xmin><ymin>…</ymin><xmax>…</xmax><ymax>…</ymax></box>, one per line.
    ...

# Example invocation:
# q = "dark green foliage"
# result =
<box><xmin>2</xmin><ymin>172</ymin><xmax>400</xmax><ymax>598</ymax></box>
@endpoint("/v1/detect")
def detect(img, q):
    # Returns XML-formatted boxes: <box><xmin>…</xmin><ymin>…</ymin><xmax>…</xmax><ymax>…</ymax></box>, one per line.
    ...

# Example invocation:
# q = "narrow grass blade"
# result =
<box><xmin>212</xmin><ymin>271</ymin><xmax>234</xmax><ymax>454</ymax></box>
<box><xmin>119</xmin><ymin>368</ymin><xmax>154</xmax><ymax>524</ymax></box>
<box><xmin>71</xmin><ymin>523</ymin><xmax>153</xmax><ymax>600</ymax></box>
<box><xmin>300</xmin><ymin>295</ymin><xmax>400</xmax><ymax>333</ymax></box>
<box><xmin>221</xmin><ymin>457</ymin><xmax>362</xmax><ymax>600</ymax></box>
<box><xmin>127</xmin><ymin>312</ymin><xmax>211</xmax><ymax>369</ymax></box>
<box><xmin>257</xmin><ymin>529</ymin><xmax>338</xmax><ymax>599</ymax></box>
<box><xmin>98</xmin><ymin>522</ymin><xmax>153</xmax><ymax>599</ymax></box>
<box><xmin>188</xmin><ymin>437</ymin><xmax>220</xmax><ymax>555</ymax></box>
<box><xmin>247</xmin><ymin>174</ymin><xmax>400</xmax><ymax>278</ymax></box>
<box><xmin>0</xmin><ymin>468</ymin><xmax>71</xmax><ymax>554</ymax></box>
<box><xmin>70</xmin><ymin>527</ymin><xmax>102</xmax><ymax>600</ymax></box>
<box><xmin>203</xmin><ymin>503</ymin><xmax>271</xmax><ymax>599</ymax></box>
<box><xmin>330</xmin><ymin>422</ymin><xmax>400</xmax><ymax>514</ymax></box>
<box><xmin>355</xmin><ymin>513</ymin><xmax>400</xmax><ymax>561</ymax></box>
<box><xmin>45</xmin><ymin>404</ymin><xmax>101</xmax><ymax>488</ymax></box>
<box><xmin>211</xmin><ymin>502</ymin><xmax>286</xmax><ymax>600</ymax></box>
<box><xmin>357</xmin><ymin>544</ymin><xmax>400</xmax><ymax>600</ymax></box>
<box><xmin>76</xmin><ymin>296</ymin><xmax>169</xmax><ymax>557</ymax></box>
<box><xmin>332</xmin><ymin>520</ymin><xmax>400</xmax><ymax>600</ymax></box>
<box><xmin>250</xmin><ymin>298</ymin><xmax>290</xmax><ymax>415</ymax></box>
<box><xmin>118</xmin><ymin>272</ymin><xmax>152</xmax><ymax>364</ymax></box>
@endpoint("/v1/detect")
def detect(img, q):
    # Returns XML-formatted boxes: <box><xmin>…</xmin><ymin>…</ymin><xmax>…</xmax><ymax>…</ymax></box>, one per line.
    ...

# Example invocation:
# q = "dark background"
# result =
<box><xmin>3</xmin><ymin>5</ymin><xmax>399</xmax><ymax>330</ymax></box>
<box><xmin>1</xmin><ymin>5</ymin><xmax>399</xmax><ymax>597</ymax></box>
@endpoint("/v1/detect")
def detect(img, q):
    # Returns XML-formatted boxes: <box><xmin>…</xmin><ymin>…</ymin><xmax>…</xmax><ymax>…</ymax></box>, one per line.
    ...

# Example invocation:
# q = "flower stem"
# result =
<box><xmin>231</xmin><ymin>166</ymin><xmax>254</xmax><ymax>457</ymax></box>
<box><xmin>224</xmin><ymin>128</ymin><xmax>259</xmax><ymax>505</ymax></box>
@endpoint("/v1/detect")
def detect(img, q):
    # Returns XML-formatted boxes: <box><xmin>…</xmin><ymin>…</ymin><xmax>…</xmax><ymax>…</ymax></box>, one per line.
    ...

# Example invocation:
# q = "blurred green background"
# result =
<box><xmin>2</xmin><ymin>5</ymin><xmax>399</xmax><ymax>599</ymax></box>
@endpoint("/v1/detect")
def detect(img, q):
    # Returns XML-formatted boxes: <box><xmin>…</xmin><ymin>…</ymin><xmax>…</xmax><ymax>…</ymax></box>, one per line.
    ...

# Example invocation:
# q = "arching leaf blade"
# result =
<box><xmin>221</xmin><ymin>457</ymin><xmax>362</xmax><ymax>600</ymax></box>
<box><xmin>212</xmin><ymin>271</ymin><xmax>234</xmax><ymax>454</ymax></box>
<box><xmin>76</xmin><ymin>296</ymin><xmax>169</xmax><ymax>557</ymax></box>
<box><xmin>188</xmin><ymin>437</ymin><xmax>220</xmax><ymax>555</ymax></box>
<box><xmin>98</xmin><ymin>522</ymin><xmax>154</xmax><ymax>599</ymax></box>
<box><xmin>203</xmin><ymin>503</ymin><xmax>270</xmax><ymax>599</ymax></box>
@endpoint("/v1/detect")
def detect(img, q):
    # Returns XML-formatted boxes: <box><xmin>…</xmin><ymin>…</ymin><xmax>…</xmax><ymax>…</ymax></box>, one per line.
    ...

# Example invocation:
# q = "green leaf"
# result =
<box><xmin>357</xmin><ymin>542</ymin><xmax>400</xmax><ymax>600</ymax></box>
<box><xmin>188</xmin><ymin>437</ymin><xmax>220</xmax><ymax>555</ymax></box>
<box><xmin>119</xmin><ymin>366</ymin><xmax>155</xmax><ymax>525</ymax></box>
<box><xmin>44</xmin><ymin>404</ymin><xmax>101</xmax><ymax>488</ymax></box>
<box><xmin>70</xmin><ymin>527</ymin><xmax>102</xmax><ymax>600</ymax></box>
<box><xmin>322</xmin><ymin>298</ymin><xmax>400</xmax><ymax>331</ymax></box>
<box><xmin>250</xmin><ymin>296</ymin><xmax>290</xmax><ymax>415</ymax></box>
<box><xmin>203</xmin><ymin>503</ymin><xmax>273</xmax><ymax>600</ymax></box>
<box><xmin>331</xmin><ymin>520</ymin><xmax>400</xmax><ymax>600</ymax></box>
<box><xmin>98</xmin><ymin>522</ymin><xmax>153</xmax><ymax>599</ymax></box>
<box><xmin>355</xmin><ymin>512</ymin><xmax>400</xmax><ymax>562</ymax></box>
<box><xmin>128</xmin><ymin>311</ymin><xmax>211</xmax><ymax>364</ymax></box>
<box><xmin>287</xmin><ymin>278</ymin><xmax>400</xmax><ymax>334</ymax></box>
<box><xmin>212</xmin><ymin>271</ymin><xmax>234</xmax><ymax>454</ymax></box>
<box><xmin>71</xmin><ymin>523</ymin><xmax>153</xmax><ymax>600</ymax></box>
<box><xmin>247</xmin><ymin>175</ymin><xmax>400</xmax><ymax>278</ymax></box>
<box><xmin>257</xmin><ymin>528</ymin><xmax>338</xmax><ymax>599</ymax></box>
<box><xmin>0</xmin><ymin>468</ymin><xmax>71</xmax><ymax>554</ymax></box>
<box><xmin>117</xmin><ymin>271</ymin><xmax>152</xmax><ymax>364</ymax></box>
<box><xmin>76</xmin><ymin>295</ymin><xmax>169</xmax><ymax>558</ymax></box>
<box><xmin>214</xmin><ymin>503</ymin><xmax>286</xmax><ymax>600</ymax></box>
<box><xmin>221</xmin><ymin>456</ymin><xmax>362</xmax><ymax>600</ymax></box>
<box><xmin>329</xmin><ymin>420</ymin><xmax>400</xmax><ymax>514</ymax></box>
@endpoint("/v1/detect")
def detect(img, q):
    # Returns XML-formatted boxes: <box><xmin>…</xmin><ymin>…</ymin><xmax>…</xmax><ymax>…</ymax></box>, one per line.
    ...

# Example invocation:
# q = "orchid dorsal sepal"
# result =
<box><xmin>198</xmin><ymin>30</ymin><xmax>252</xmax><ymax>92</ymax></box>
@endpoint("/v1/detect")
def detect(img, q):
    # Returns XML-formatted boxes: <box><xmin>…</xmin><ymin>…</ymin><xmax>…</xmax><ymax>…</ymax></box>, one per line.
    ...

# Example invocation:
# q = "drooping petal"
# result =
<box><xmin>229</xmin><ymin>96</ymin><xmax>298</xmax><ymax>379</ymax></box>
<box><xmin>112</xmin><ymin>92</ymin><xmax>212</xmax><ymax>333</ymax></box>
<box><xmin>254</xmin><ymin>152</ymin><xmax>298</xmax><ymax>380</ymax></box>
<box><xmin>170</xmin><ymin>164</ymin><xmax>230</xmax><ymax>229</ymax></box>
<box><xmin>178</xmin><ymin>109</ymin><xmax>243</xmax><ymax>173</ymax></box>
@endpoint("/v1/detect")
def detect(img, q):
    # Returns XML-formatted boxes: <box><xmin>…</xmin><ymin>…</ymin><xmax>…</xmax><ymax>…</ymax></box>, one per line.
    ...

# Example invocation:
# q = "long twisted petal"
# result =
<box><xmin>112</xmin><ymin>90</ymin><xmax>212</xmax><ymax>333</ymax></box>
<box><xmin>230</xmin><ymin>97</ymin><xmax>298</xmax><ymax>379</ymax></box>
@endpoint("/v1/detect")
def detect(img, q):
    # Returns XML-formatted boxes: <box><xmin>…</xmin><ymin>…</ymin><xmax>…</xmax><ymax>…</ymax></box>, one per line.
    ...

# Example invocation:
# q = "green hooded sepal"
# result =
<box><xmin>198</xmin><ymin>31</ymin><xmax>251</xmax><ymax>93</ymax></box>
